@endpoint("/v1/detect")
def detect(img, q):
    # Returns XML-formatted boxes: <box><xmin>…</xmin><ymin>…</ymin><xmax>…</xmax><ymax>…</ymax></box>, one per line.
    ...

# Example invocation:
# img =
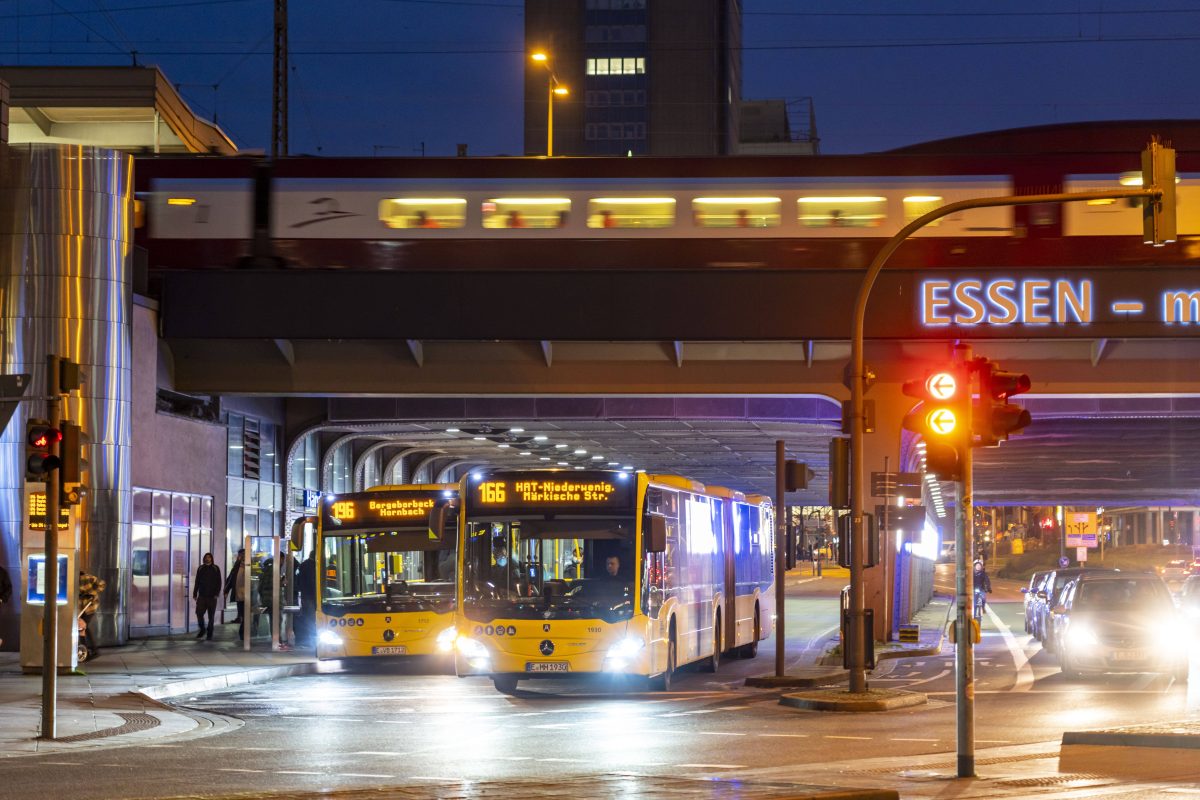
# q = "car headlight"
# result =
<box><xmin>1154</xmin><ymin>621</ymin><xmax>1190</xmax><ymax>654</ymax></box>
<box><xmin>318</xmin><ymin>629</ymin><xmax>343</xmax><ymax>648</ymax></box>
<box><xmin>603</xmin><ymin>637</ymin><xmax>645</xmax><ymax>670</ymax></box>
<box><xmin>1065</xmin><ymin>624</ymin><xmax>1099</xmax><ymax>651</ymax></box>
<box><xmin>436</xmin><ymin>626</ymin><xmax>458</xmax><ymax>653</ymax></box>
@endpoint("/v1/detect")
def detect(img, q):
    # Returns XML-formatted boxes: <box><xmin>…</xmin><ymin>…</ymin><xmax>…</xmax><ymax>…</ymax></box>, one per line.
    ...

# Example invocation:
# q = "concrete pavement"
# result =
<box><xmin>0</xmin><ymin>626</ymin><xmax>326</xmax><ymax>756</ymax></box>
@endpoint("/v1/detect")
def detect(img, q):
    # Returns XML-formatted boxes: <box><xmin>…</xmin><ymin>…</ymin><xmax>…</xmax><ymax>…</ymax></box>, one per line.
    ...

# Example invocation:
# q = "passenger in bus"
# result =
<box><xmin>736</xmin><ymin>208</ymin><xmax>751</xmax><ymax>228</ymax></box>
<box><xmin>600</xmin><ymin>209</ymin><xmax>618</xmax><ymax>228</ymax></box>
<box><xmin>508</xmin><ymin>210</ymin><xmax>527</xmax><ymax>228</ymax></box>
<box><xmin>415</xmin><ymin>210</ymin><xmax>441</xmax><ymax>229</ymax></box>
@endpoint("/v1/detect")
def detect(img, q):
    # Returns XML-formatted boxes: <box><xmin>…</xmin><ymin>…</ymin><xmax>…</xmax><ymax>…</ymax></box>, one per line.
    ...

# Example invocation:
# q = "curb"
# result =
<box><xmin>135</xmin><ymin>660</ymin><xmax>334</xmax><ymax>702</ymax></box>
<box><xmin>745</xmin><ymin>672</ymin><xmax>846</xmax><ymax>689</ymax></box>
<box><xmin>1062</xmin><ymin>731</ymin><xmax>1200</xmax><ymax>750</ymax></box>
<box><xmin>780</xmin><ymin>688</ymin><xmax>927</xmax><ymax>713</ymax></box>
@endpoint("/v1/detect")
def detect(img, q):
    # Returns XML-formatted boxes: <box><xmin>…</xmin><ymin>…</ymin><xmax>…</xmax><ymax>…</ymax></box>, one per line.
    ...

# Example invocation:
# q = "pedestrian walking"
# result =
<box><xmin>78</xmin><ymin>570</ymin><xmax>106</xmax><ymax>659</ymax></box>
<box><xmin>224</xmin><ymin>548</ymin><xmax>247</xmax><ymax>638</ymax></box>
<box><xmin>296</xmin><ymin>551</ymin><xmax>317</xmax><ymax>647</ymax></box>
<box><xmin>0</xmin><ymin>563</ymin><xmax>12</xmax><ymax>647</ymax></box>
<box><xmin>192</xmin><ymin>553</ymin><xmax>222</xmax><ymax>641</ymax></box>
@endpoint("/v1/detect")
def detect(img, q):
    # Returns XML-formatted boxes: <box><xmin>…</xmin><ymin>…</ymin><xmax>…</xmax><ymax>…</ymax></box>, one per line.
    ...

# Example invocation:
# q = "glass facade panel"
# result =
<box><xmin>227</xmin><ymin>415</ymin><xmax>244</xmax><ymax>478</ymax></box>
<box><xmin>133</xmin><ymin>488</ymin><xmax>152</xmax><ymax>523</ymax></box>
<box><xmin>129</xmin><ymin>489</ymin><xmax>216</xmax><ymax>635</ymax></box>
<box><xmin>171</xmin><ymin>494</ymin><xmax>190</xmax><ymax>527</ymax></box>
<box><xmin>130</xmin><ymin>523</ymin><xmax>151</xmax><ymax>627</ymax></box>
<box><xmin>149</xmin><ymin>525</ymin><xmax>170</xmax><ymax>626</ymax></box>
<box><xmin>152</xmin><ymin>492</ymin><xmax>170</xmax><ymax>525</ymax></box>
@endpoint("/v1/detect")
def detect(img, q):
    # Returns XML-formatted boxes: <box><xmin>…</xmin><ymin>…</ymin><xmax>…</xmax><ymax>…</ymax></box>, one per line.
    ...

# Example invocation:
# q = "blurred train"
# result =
<box><xmin>135</xmin><ymin>125</ymin><xmax>1200</xmax><ymax>271</ymax></box>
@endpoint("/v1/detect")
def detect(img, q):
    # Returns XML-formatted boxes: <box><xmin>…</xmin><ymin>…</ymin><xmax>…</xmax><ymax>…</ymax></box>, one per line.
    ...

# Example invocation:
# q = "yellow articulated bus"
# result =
<box><xmin>434</xmin><ymin>469</ymin><xmax>774</xmax><ymax>693</ymax></box>
<box><xmin>316</xmin><ymin>484</ymin><xmax>459</xmax><ymax>660</ymax></box>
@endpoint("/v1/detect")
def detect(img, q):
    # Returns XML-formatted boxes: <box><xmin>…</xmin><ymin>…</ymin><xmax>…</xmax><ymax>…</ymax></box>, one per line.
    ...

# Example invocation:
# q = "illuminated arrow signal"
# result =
<box><xmin>926</xmin><ymin>408</ymin><xmax>958</xmax><ymax>436</ymax></box>
<box><xmin>925</xmin><ymin>372</ymin><xmax>957</xmax><ymax>400</ymax></box>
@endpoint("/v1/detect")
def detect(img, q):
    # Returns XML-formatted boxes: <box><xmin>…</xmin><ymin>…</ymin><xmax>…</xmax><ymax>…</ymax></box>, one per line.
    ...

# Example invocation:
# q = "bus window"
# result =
<box><xmin>902</xmin><ymin>195</ymin><xmax>944</xmax><ymax>227</ymax></box>
<box><xmin>797</xmin><ymin>196</ymin><xmax>886</xmax><ymax>228</ymax></box>
<box><xmin>692</xmin><ymin>196</ymin><xmax>781</xmax><ymax>228</ymax></box>
<box><xmin>482</xmin><ymin>197</ymin><xmax>571</xmax><ymax>229</ymax></box>
<box><xmin>378</xmin><ymin>198</ymin><xmax>467</xmax><ymax>229</ymax></box>
<box><xmin>587</xmin><ymin>197</ymin><xmax>676</xmax><ymax>229</ymax></box>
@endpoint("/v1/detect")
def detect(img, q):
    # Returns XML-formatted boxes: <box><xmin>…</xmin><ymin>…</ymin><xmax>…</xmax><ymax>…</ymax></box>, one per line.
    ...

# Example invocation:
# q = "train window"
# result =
<box><xmin>797</xmin><ymin>196</ymin><xmax>886</xmax><ymax>228</ymax></box>
<box><xmin>378</xmin><ymin>198</ymin><xmax>466</xmax><ymax>229</ymax></box>
<box><xmin>902</xmin><ymin>195</ymin><xmax>944</xmax><ymax>226</ymax></box>
<box><xmin>587</xmin><ymin>197</ymin><xmax>675</xmax><ymax>229</ymax></box>
<box><xmin>693</xmin><ymin>197</ymin><xmax>781</xmax><ymax>228</ymax></box>
<box><xmin>482</xmin><ymin>197</ymin><xmax>571</xmax><ymax>229</ymax></box>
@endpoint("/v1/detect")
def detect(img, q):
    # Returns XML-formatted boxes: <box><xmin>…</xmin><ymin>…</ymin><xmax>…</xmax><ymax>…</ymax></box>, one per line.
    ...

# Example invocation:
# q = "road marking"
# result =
<box><xmin>676</xmin><ymin>763</ymin><xmax>746</xmax><ymax>769</ymax></box>
<box><xmin>824</xmin><ymin>735</ymin><xmax>872</xmax><ymax>740</ymax></box>
<box><xmin>696</xmin><ymin>731</ymin><xmax>746</xmax><ymax>736</ymax></box>
<box><xmin>218</xmin><ymin>768</ymin><xmax>263</xmax><ymax>773</ymax></box>
<box><xmin>338</xmin><ymin>773</ymin><xmax>394</xmax><ymax>779</ymax></box>
<box><xmin>914</xmin><ymin>661</ymin><xmax>926</xmax><ymax>667</ymax></box>
<box><xmin>276</xmin><ymin>771</ymin><xmax>323</xmax><ymax>775</ymax></box>
<box><xmin>892</xmin><ymin>738</ymin><xmax>939</xmax><ymax>742</ymax></box>
<box><xmin>410</xmin><ymin>776</ymin><xmax>463</xmax><ymax>781</ymax></box>
<box><xmin>759</xmin><ymin>733</ymin><xmax>808</xmax><ymax>738</ymax></box>
<box><xmin>900</xmin><ymin>668</ymin><xmax>952</xmax><ymax>687</ymax></box>
<box><xmin>985</xmin><ymin>604</ymin><xmax>1034</xmax><ymax>692</ymax></box>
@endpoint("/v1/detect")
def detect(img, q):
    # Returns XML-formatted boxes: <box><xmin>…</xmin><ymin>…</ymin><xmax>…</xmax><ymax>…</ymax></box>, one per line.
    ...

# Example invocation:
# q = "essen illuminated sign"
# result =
<box><xmin>921</xmin><ymin>279</ymin><xmax>1093</xmax><ymax>327</ymax></box>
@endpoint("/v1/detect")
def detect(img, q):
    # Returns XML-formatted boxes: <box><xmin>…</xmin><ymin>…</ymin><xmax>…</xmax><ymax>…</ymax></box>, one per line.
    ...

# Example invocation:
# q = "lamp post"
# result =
<box><xmin>531</xmin><ymin>52</ymin><xmax>568</xmax><ymax>157</ymax></box>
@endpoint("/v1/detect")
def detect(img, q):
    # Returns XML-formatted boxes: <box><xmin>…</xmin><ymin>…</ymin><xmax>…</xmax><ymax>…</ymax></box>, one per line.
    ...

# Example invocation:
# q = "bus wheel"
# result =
<box><xmin>740</xmin><ymin>607</ymin><xmax>760</xmax><ymax>659</ymax></box>
<box><xmin>702</xmin><ymin>615</ymin><xmax>721</xmax><ymax>673</ymax></box>
<box><xmin>650</xmin><ymin>625</ymin><xmax>677</xmax><ymax>691</ymax></box>
<box><xmin>493</xmin><ymin>675</ymin><xmax>519</xmax><ymax>695</ymax></box>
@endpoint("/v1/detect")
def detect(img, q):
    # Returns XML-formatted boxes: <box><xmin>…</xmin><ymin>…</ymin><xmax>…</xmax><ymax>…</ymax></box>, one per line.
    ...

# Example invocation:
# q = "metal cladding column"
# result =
<box><xmin>0</xmin><ymin>144</ymin><xmax>134</xmax><ymax>648</ymax></box>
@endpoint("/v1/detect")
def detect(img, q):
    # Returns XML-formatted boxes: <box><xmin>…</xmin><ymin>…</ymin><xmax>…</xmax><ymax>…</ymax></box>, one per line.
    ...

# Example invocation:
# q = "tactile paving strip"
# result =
<box><xmin>54</xmin><ymin>711</ymin><xmax>161</xmax><ymax>743</ymax></box>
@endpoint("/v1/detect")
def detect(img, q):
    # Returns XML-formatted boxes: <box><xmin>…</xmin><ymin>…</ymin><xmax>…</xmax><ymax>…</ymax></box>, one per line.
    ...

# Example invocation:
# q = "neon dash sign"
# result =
<box><xmin>921</xmin><ymin>279</ymin><xmax>1093</xmax><ymax>327</ymax></box>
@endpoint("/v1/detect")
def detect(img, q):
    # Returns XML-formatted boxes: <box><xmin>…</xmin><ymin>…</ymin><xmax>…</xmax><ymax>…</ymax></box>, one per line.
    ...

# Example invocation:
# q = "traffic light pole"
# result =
<box><xmin>953</xmin><ymin>345</ymin><xmax>975</xmax><ymax>778</ymax></box>
<box><xmin>40</xmin><ymin>354</ymin><xmax>61</xmax><ymax>740</ymax></box>
<box><xmin>847</xmin><ymin>182</ymin><xmax>1164</xmax><ymax>697</ymax></box>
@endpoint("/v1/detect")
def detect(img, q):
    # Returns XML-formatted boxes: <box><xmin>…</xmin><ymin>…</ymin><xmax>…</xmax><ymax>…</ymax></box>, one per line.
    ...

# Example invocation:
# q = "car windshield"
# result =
<box><xmin>321</xmin><ymin>531</ymin><xmax>456</xmax><ymax>614</ymax></box>
<box><xmin>1075</xmin><ymin>579</ymin><xmax>1172</xmax><ymax>613</ymax></box>
<box><xmin>462</xmin><ymin>517</ymin><xmax>636</xmax><ymax>623</ymax></box>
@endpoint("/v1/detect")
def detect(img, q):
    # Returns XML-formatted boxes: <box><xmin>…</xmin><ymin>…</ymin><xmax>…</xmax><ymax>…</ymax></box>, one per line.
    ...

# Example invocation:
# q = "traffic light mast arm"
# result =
<box><xmin>846</xmin><ymin>182</ymin><xmax>1161</xmax><ymax>701</ymax></box>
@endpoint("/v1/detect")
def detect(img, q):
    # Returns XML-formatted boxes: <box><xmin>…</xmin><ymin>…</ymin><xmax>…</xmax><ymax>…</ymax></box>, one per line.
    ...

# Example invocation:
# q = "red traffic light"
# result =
<box><xmin>28</xmin><ymin>426</ymin><xmax>61</xmax><ymax>449</ymax></box>
<box><xmin>985</xmin><ymin>370</ymin><xmax>1031</xmax><ymax>400</ymax></box>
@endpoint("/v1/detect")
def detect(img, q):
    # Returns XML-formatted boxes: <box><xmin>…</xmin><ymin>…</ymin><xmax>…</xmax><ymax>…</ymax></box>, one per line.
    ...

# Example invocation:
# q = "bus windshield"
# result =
<box><xmin>462</xmin><ymin>517</ymin><xmax>636</xmax><ymax>623</ymax></box>
<box><xmin>322</xmin><ymin>531</ymin><xmax>456</xmax><ymax>614</ymax></box>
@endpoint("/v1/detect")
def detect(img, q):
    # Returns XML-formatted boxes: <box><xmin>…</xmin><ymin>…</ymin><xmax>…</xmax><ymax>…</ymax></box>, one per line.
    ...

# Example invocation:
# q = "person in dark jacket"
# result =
<box><xmin>224</xmin><ymin>549</ymin><xmax>246</xmax><ymax>638</ymax></box>
<box><xmin>193</xmin><ymin>553</ymin><xmax>222</xmax><ymax>641</ymax></box>
<box><xmin>296</xmin><ymin>552</ymin><xmax>317</xmax><ymax>647</ymax></box>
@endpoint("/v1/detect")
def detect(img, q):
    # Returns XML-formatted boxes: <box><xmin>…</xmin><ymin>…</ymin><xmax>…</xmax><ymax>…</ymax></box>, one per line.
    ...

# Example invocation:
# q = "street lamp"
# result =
<box><xmin>531</xmin><ymin>51</ymin><xmax>568</xmax><ymax>157</ymax></box>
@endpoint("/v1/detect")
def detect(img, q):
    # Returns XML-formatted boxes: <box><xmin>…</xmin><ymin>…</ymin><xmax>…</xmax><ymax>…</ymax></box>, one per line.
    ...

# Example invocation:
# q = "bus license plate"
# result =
<box><xmin>526</xmin><ymin>662</ymin><xmax>570</xmax><ymax>672</ymax></box>
<box><xmin>1112</xmin><ymin>649</ymin><xmax>1145</xmax><ymax>661</ymax></box>
<box><xmin>372</xmin><ymin>646</ymin><xmax>407</xmax><ymax>655</ymax></box>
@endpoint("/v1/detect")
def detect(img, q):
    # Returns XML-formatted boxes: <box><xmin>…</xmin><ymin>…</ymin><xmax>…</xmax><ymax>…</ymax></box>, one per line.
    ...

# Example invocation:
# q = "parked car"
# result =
<box><xmin>1053</xmin><ymin>572</ymin><xmax>1189</xmax><ymax>681</ymax></box>
<box><xmin>1022</xmin><ymin>571</ymin><xmax>1050</xmax><ymax>634</ymax></box>
<box><xmin>1034</xmin><ymin>567</ymin><xmax>1088</xmax><ymax>645</ymax></box>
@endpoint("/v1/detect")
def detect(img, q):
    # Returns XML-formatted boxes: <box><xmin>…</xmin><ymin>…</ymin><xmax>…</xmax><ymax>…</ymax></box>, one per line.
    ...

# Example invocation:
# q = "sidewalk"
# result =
<box><xmin>0</xmin><ymin>626</ymin><xmax>325</xmax><ymax>757</ymax></box>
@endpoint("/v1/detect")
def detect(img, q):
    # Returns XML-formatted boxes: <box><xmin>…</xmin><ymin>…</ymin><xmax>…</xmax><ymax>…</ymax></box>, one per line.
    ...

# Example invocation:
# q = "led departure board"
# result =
<box><xmin>469</xmin><ymin>472</ymin><xmax>635</xmax><ymax>514</ymax></box>
<box><xmin>321</xmin><ymin>489</ymin><xmax>451</xmax><ymax>532</ymax></box>
<box><xmin>27</xmin><ymin>491</ymin><xmax>70</xmax><ymax>531</ymax></box>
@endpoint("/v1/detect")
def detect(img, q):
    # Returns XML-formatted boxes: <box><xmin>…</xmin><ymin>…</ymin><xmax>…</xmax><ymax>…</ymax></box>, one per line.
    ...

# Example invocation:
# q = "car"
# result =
<box><xmin>1033</xmin><ymin>567</ymin><xmax>1088</xmax><ymax>645</ymax></box>
<box><xmin>1021</xmin><ymin>571</ymin><xmax>1051</xmax><ymax>634</ymax></box>
<box><xmin>1053</xmin><ymin>572</ymin><xmax>1189</xmax><ymax>681</ymax></box>
<box><xmin>1161</xmin><ymin>560</ymin><xmax>1190</xmax><ymax>581</ymax></box>
<box><xmin>1179</xmin><ymin>575</ymin><xmax>1200</xmax><ymax>622</ymax></box>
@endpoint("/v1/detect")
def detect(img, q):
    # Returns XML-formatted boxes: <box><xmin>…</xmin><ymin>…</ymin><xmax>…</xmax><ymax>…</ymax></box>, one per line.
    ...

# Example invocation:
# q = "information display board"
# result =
<box><xmin>320</xmin><ymin>489</ymin><xmax>448</xmax><ymax>532</ymax></box>
<box><xmin>26</xmin><ymin>553</ymin><xmax>69</xmax><ymax>605</ymax></box>
<box><xmin>468</xmin><ymin>472</ymin><xmax>635</xmax><ymax>515</ymax></box>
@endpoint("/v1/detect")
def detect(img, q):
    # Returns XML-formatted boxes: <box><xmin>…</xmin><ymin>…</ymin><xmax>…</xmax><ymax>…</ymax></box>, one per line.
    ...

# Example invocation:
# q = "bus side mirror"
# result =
<box><xmin>428</xmin><ymin>500</ymin><xmax>458</xmax><ymax>544</ymax></box>
<box><xmin>645</xmin><ymin>515</ymin><xmax>667</xmax><ymax>553</ymax></box>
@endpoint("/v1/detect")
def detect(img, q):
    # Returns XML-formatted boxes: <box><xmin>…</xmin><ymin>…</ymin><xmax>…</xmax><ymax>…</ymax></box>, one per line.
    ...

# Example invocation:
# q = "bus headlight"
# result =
<box><xmin>603</xmin><ymin>637</ymin><xmax>645</xmax><ymax>671</ymax></box>
<box><xmin>436</xmin><ymin>626</ymin><xmax>458</xmax><ymax>653</ymax></box>
<box><xmin>456</xmin><ymin>636</ymin><xmax>491</xmax><ymax>669</ymax></box>
<box><xmin>318</xmin><ymin>630</ymin><xmax>343</xmax><ymax>649</ymax></box>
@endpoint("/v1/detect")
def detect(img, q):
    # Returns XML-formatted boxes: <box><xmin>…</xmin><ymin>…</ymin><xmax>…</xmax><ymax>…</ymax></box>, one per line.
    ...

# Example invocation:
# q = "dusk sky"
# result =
<box><xmin>2</xmin><ymin>1</ymin><xmax>1198</xmax><ymax>156</ymax></box>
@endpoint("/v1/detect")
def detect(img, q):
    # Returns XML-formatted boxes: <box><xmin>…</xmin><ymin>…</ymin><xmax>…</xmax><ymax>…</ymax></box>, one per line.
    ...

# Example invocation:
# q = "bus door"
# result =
<box><xmin>721</xmin><ymin>500</ymin><xmax>737</xmax><ymax>651</ymax></box>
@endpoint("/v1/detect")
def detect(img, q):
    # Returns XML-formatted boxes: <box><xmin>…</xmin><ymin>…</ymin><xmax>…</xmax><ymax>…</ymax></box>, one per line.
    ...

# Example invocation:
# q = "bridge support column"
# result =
<box><xmin>859</xmin><ymin>383</ymin><xmax>917</xmax><ymax>642</ymax></box>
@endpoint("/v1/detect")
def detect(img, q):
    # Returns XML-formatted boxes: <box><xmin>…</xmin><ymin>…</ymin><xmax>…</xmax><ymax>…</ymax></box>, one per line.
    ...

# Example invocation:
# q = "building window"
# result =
<box><xmin>586</xmin><ymin>57</ymin><xmax>646</xmax><ymax>76</ymax></box>
<box><xmin>225</xmin><ymin>412</ymin><xmax>283</xmax><ymax>573</ymax></box>
<box><xmin>129</xmin><ymin>488</ymin><xmax>213</xmax><ymax>632</ymax></box>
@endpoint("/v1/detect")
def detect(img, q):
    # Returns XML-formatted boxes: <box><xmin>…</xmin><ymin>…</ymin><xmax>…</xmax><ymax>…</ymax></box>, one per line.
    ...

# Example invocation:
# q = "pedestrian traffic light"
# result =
<box><xmin>25</xmin><ymin>418</ymin><xmax>61</xmax><ymax>480</ymax></box>
<box><xmin>1142</xmin><ymin>138</ymin><xmax>1176</xmax><ymax>247</ymax></box>
<box><xmin>837</xmin><ymin>512</ymin><xmax>877</xmax><ymax>568</ymax></box>
<box><xmin>902</xmin><ymin>367</ymin><xmax>968</xmax><ymax>481</ymax></box>
<box><xmin>974</xmin><ymin>360</ymin><xmax>1032</xmax><ymax>447</ymax></box>
<box><xmin>60</xmin><ymin>421</ymin><xmax>88</xmax><ymax>505</ymax></box>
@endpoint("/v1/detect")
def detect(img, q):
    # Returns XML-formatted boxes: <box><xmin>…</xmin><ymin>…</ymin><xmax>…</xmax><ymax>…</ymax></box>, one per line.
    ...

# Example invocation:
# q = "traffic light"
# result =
<box><xmin>784</xmin><ymin>460</ymin><xmax>815</xmax><ymax>492</ymax></box>
<box><xmin>60</xmin><ymin>421</ymin><xmax>88</xmax><ymax>505</ymax></box>
<box><xmin>837</xmin><ymin>512</ymin><xmax>877</xmax><ymax>568</ymax></box>
<box><xmin>1142</xmin><ymin>139</ymin><xmax>1177</xmax><ymax>247</ymax></box>
<box><xmin>975</xmin><ymin>361</ymin><xmax>1032</xmax><ymax>447</ymax></box>
<box><xmin>25</xmin><ymin>418</ymin><xmax>61</xmax><ymax>480</ymax></box>
<box><xmin>828</xmin><ymin>437</ymin><xmax>850</xmax><ymax>509</ymax></box>
<box><xmin>902</xmin><ymin>367</ymin><xmax>968</xmax><ymax>481</ymax></box>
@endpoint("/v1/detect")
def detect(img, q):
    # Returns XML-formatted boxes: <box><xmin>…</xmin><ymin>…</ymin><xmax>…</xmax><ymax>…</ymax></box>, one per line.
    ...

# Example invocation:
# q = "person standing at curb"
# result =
<box><xmin>296</xmin><ymin>550</ymin><xmax>317</xmax><ymax>648</ymax></box>
<box><xmin>224</xmin><ymin>548</ymin><xmax>247</xmax><ymax>639</ymax></box>
<box><xmin>0</xmin><ymin>564</ymin><xmax>11</xmax><ymax>647</ymax></box>
<box><xmin>78</xmin><ymin>570</ymin><xmax>106</xmax><ymax>659</ymax></box>
<box><xmin>193</xmin><ymin>553</ymin><xmax>221</xmax><ymax>641</ymax></box>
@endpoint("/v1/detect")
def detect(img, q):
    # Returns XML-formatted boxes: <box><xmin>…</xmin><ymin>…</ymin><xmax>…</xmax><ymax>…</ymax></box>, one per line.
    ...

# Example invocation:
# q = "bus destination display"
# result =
<box><xmin>322</xmin><ymin>491</ymin><xmax>443</xmax><ymax>530</ymax></box>
<box><xmin>473</xmin><ymin>476</ymin><xmax>632</xmax><ymax>511</ymax></box>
